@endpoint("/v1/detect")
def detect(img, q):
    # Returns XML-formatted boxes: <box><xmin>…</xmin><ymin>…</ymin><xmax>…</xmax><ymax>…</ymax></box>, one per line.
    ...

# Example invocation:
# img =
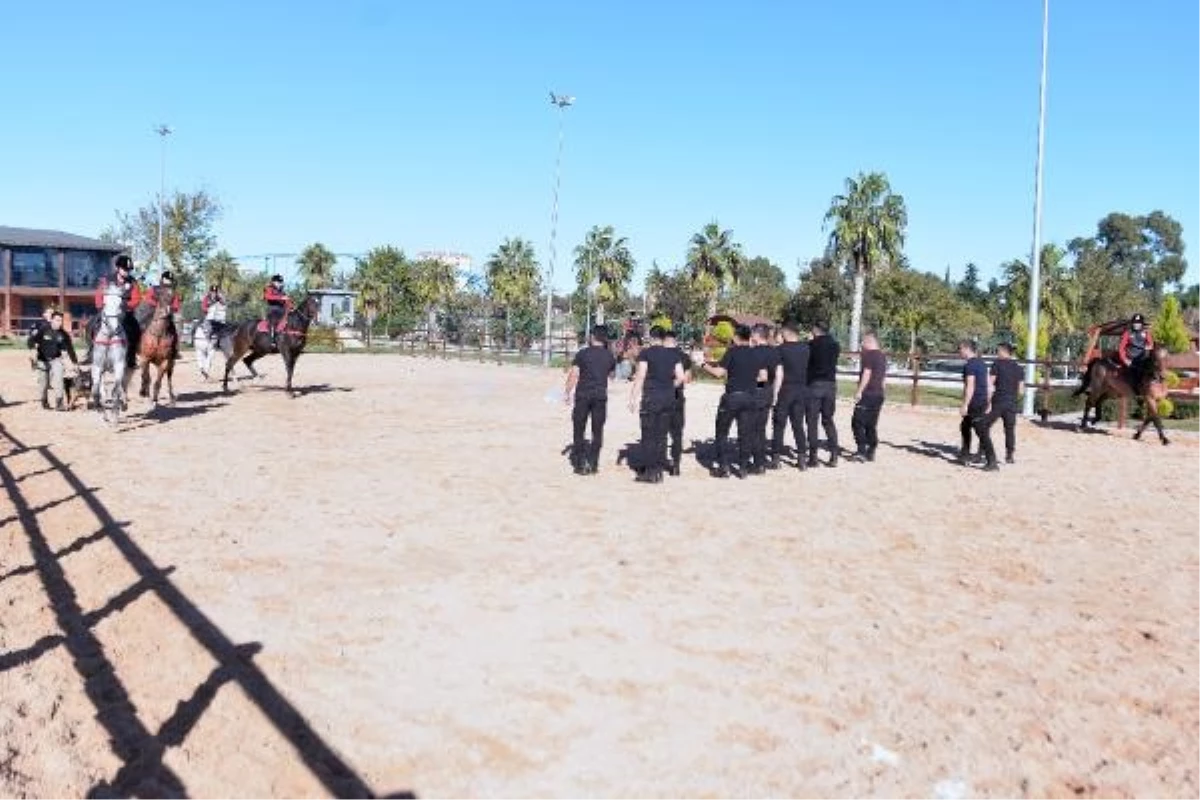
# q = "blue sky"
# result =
<box><xmin>2</xmin><ymin>0</ymin><xmax>1196</xmax><ymax>291</ymax></box>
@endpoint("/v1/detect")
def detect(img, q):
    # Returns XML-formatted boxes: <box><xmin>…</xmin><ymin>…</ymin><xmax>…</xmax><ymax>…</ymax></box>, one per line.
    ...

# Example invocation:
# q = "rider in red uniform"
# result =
<box><xmin>85</xmin><ymin>255</ymin><xmax>143</xmax><ymax>367</ymax></box>
<box><xmin>1118</xmin><ymin>312</ymin><xmax>1156</xmax><ymax>392</ymax></box>
<box><xmin>144</xmin><ymin>270</ymin><xmax>183</xmax><ymax>360</ymax></box>
<box><xmin>263</xmin><ymin>274</ymin><xmax>292</xmax><ymax>346</ymax></box>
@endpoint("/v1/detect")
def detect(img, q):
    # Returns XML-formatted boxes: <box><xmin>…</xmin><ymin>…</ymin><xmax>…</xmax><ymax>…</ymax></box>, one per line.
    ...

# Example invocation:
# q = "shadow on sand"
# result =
<box><xmin>0</xmin><ymin>423</ymin><xmax>415</xmax><ymax>798</ymax></box>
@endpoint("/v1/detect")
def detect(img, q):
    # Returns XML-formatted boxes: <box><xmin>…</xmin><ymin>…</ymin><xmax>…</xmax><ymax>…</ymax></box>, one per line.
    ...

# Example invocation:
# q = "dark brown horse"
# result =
<box><xmin>132</xmin><ymin>286</ymin><xmax>178</xmax><ymax>405</ymax></box>
<box><xmin>1073</xmin><ymin>346</ymin><xmax>1170</xmax><ymax>445</ymax></box>
<box><xmin>222</xmin><ymin>295</ymin><xmax>319</xmax><ymax>396</ymax></box>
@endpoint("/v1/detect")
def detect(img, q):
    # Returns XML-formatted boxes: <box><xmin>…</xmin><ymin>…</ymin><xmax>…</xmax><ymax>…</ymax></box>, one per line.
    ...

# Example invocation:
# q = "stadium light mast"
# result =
<box><xmin>155</xmin><ymin>124</ymin><xmax>173</xmax><ymax>281</ymax></box>
<box><xmin>1023</xmin><ymin>0</ymin><xmax>1049</xmax><ymax>417</ymax></box>
<box><xmin>542</xmin><ymin>92</ymin><xmax>575</xmax><ymax>366</ymax></box>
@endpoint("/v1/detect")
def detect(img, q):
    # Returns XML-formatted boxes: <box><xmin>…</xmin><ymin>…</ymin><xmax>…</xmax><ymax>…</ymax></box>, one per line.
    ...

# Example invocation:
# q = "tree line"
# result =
<box><xmin>100</xmin><ymin>174</ymin><xmax>1197</xmax><ymax>356</ymax></box>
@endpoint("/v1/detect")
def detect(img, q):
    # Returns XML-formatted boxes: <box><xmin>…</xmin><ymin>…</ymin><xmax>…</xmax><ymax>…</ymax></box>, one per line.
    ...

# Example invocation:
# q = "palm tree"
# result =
<box><xmin>687</xmin><ymin>222</ymin><xmax>744</xmax><ymax>317</ymax></box>
<box><xmin>412</xmin><ymin>257</ymin><xmax>459</xmax><ymax>333</ymax></box>
<box><xmin>1001</xmin><ymin>243</ymin><xmax>1078</xmax><ymax>356</ymax></box>
<box><xmin>824</xmin><ymin>172</ymin><xmax>908</xmax><ymax>351</ymax></box>
<box><xmin>485</xmin><ymin>237</ymin><xmax>541</xmax><ymax>344</ymax></box>
<box><xmin>297</xmin><ymin>242</ymin><xmax>338</xmax><ymax>290</ymax></box>
<box><xmin>573</xmin><ymin>225</ymin><xmax>635</xmax><ymax>325</ymax></box>
<box><xmin>202</xmin><ymin>250</ymin><xmax>239</xmax><ymax>292</ymax></box>
<box><xmin>350</xmin><ymin>246</ymin><xmax>407</xmax><ymax>346</ymax></box>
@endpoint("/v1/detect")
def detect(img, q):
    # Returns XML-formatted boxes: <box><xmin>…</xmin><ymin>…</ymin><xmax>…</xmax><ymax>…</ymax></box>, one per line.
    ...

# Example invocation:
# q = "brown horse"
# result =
<box><xmin>222</xmin><ymin>295</ymin><xmax>318</xmax><ymax>397</ymax></box>
<box><xmin>132</xmin><ymin>287</ymin><xmax>178</xmax><ymax>405</ymax></box>
<box><xmin>1073</xmin><ymin>346</ymin><xmax>1170</xmax><ymax>445</ymax></box>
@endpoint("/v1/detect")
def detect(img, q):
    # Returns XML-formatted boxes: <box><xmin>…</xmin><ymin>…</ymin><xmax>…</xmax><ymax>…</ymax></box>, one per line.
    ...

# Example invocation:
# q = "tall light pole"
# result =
<box><xmin>155</xmin><ymin>124</ymin><xmax>173</xmax><ymax>281</ymax></box>
<box><xmin>1023</xmin><ymin>0</ymin><xmax>1049</xmax><ymax>417</ymax></box>
<box><xmin>543</xmin><ymin>92</ymin><xmax>575</xmax><ymax>366</ymax></box>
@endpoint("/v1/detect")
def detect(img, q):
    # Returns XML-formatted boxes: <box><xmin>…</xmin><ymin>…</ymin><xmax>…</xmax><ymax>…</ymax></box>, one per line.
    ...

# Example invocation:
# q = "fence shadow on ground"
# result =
<box><xmin>0</xmin><ymin>423</ymin><xmax>414</xmax><ymax>799</ymax></box>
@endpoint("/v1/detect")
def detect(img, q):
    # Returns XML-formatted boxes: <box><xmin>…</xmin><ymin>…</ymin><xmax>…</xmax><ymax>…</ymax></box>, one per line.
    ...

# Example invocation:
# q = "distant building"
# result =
<box><xmin>0</xmin><ymin>226</ymin><xmax>125</xmax><ymax>335</ymax></box>
<box><xmin>309</xmin><ymin>288</ymin><xmax>358</xmax><ymax>326</ymax></box>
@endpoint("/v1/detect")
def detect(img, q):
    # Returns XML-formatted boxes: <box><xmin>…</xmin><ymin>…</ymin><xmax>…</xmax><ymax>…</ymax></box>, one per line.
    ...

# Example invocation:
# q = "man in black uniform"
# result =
<box><xmin>703</xmin><ymin>325</ymin><xmax>766</xmax><ymax>478</ymax></box>
<box><xmin>563</xmin><ymin>325</ymin><xmax>617</xmax><ymax>475</ymax></box>
<box><xmin>849</xmin><ymin>332</ymin><xmax>887</xmax><ymax>462</ymax></box>
<box><xmin>751</xmin><ymin>323</ymin><xmax>780</xmax><ymax>472</ymax></box>
<box><xmin>985</xmin><ymin>342</ymin><xmax>1024</xmax><ymax>464</ymax></box>
<box><xmin>771</xmin><ymin>319</ymin><xmax>810</xmax><ymax>470</ymax></box>
<box><xmin>28</xmin><ymin>310</ymin><xmax>79</xmax><ymax>411</ymax></box>
<box><xmin>628</xmin><ymin>326</ymin><xmax>686</xmax><ymax>483</ymax></box>
<box><xmin>661</xmin><ymin>327</ymin><xmax>693</xmax><ymax>477</ymax></box>
<box><xmin>805</xmin><ymin>321</ymin><xmax>841</xmax><ymax>467</ymax></box>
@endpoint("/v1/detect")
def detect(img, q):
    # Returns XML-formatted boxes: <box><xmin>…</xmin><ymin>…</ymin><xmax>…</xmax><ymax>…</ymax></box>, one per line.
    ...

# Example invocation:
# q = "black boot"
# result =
<box><xmin>865</xmin><ymin>447</ymin><xmax>876</xmax><ymax>462</ymax></box>
<box><xmin>668</xmin><ymin>460</ymin><xmax>681</xmax><ymax>477</ymax></box>
<box><xmin>806</xmin><ymin>453</ymin><xmax>819</xmax><ymax>469</ymax></box>
<box><xmin>827</xmin><ymin>451</ymin><xmax>839</xmax><ymax>468</ymax></box>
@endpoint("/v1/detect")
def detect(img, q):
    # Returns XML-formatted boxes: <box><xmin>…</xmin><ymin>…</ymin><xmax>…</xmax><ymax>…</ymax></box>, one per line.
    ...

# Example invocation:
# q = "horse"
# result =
<box><xmin>1073</xmin><ymin>346</ymin><xmax>1171</xmax><ymax>445</ymax></box>
<box><xmin>134</xmin><ymin>287</ymin><xmax>179</xmax><ymax>405</ymax></box>
<box><xmin>89</xmin><ymin>289</ymin><xmax>129</xmax><ymax>426</ymax></box>
<box><xmin>222</xmin><ymin>295</ymin><xmax>319</xmax><ymax>396</ymax></box>
<box><xmin>192</xmin><ymin>318</ymin><xmax>235</xmax><ymax>381</ymax></box>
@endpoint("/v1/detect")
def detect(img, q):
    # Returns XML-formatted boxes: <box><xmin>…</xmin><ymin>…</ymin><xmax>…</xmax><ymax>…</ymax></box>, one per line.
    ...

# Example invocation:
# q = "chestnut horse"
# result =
<box><xmin>222</xmin><ymin>295</ymin><xmax>318</xmax><ymax>396</ymax></box>
<box><xmin>1073</xmin><ymin>347</ymin><xmax>1170</xmax><ymax>445</ymax></box>
<box><xmin>132</xmin><ymin>286</ymin><xmax>178</xmax><ymax>405</ymax></box>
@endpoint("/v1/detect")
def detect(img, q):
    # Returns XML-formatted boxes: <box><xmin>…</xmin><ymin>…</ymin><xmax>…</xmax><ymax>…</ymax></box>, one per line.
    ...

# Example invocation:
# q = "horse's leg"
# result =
<box><xmin>223</xmin><ymin>334</ymin><xmax>251</xmax><ymax>392</ymax></box>
<box><xmin>165</xmin><ymin>358</ymin><xmax>176</xmax><ymax>404</ymax></box>
<box><xmin>152</xmin><ymin>362</ymin><xmax>165</xmax><ymax>404</ymax></box>
<box><xmin>140</xmin><ymin>358</ymin><xmax>151</xmax><ymax>399</ymax></box>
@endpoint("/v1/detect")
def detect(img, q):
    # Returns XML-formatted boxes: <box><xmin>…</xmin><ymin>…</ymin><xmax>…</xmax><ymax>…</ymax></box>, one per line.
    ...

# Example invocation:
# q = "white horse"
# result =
<box><xmin>192</xmin><ymin>319</ymin><xmax>236</xmax><ymax>381</ymax></box>
<box><xmin>90</xmin><ymin>288</ymin><xmax>129</xmax><ymax>426</ymax></box>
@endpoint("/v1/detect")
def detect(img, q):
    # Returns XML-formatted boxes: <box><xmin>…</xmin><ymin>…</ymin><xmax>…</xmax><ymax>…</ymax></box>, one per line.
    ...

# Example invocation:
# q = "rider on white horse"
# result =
<box><xmin>84</xmin><ymin>255</ymin><xmax>142</xmax><ymax>368</ymax></box>
<box><xmin>202</xmin><ymin>284</ymin><xmax>228</xmax><ymax>331</ymax></box>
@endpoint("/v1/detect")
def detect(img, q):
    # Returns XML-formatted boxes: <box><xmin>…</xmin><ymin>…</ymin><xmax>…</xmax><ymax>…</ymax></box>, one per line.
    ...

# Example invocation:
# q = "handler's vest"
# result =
<box><xmin>1127</xmin><ymin>329</ymin><xmax>1149</xmax><ymax>362</ymax></box>
<box><xmin>205</xmin><ymin>298</ymin><xmax>227</xmax><ymax>323</ymax></box>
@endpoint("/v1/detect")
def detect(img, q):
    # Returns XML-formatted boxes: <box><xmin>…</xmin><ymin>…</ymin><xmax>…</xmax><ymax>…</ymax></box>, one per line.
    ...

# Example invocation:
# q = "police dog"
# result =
<box><xmin>64</xmin><ymin>369</ymin><xmax>92</xmax><ymax>411</ymax></box>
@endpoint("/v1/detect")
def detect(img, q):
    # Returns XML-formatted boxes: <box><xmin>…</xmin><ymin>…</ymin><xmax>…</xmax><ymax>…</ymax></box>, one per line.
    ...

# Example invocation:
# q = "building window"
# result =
<box><xmin>68</xmin><ymin>302</ymin><xmax>92</xmax><ymax>323</ymax></box>
<box><xmin>11</xmin><ymin>248</ymin><xmax>59</xmax><ymax>288</ymax></box>
<box><xmin>66</xmin><ymin>250</ymin><xmax>111</xmax><ymax>288</ymax></box>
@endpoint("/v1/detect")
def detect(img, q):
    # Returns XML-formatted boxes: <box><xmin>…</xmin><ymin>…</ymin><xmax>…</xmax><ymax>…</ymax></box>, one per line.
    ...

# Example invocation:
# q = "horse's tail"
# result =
<box><xmin>1073</xmin><ymin>359</ymin><xmax>1097</xmax><ymax>397</ymax></box>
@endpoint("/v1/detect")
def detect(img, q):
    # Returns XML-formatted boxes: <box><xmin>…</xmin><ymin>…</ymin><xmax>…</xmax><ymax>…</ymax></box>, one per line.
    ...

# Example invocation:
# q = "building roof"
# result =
<box><xmin>0</xmin><ymin>226</ymin><xmax>125</xmax><ymax>252</ymax></box>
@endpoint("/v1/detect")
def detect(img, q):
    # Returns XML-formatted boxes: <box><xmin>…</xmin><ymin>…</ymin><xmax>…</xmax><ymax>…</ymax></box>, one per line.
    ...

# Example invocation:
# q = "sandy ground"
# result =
<box><xmin>0</xmin><ymin>348</ymin><xmax>1196</xmax><ymax>799</ymax></box>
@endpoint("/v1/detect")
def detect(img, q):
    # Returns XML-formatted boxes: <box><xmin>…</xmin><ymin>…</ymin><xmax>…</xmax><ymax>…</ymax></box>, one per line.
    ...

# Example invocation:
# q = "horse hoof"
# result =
<box><xmin>1133</xmin><ymin>433</ymin><xmax>1142</xmax><ymax>441</ymax></box>
<box><xmin>1163</xmin><ymin>438</ymin><xmax>1171</xmax><ymax>446</ymax></box>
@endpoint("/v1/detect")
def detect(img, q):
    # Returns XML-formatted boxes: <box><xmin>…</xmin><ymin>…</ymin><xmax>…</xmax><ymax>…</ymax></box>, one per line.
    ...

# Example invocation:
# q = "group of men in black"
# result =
<box><xmin>564</xmin><ymin>320</ymin><xmax>891</xmax><ymax>482</ymax></box>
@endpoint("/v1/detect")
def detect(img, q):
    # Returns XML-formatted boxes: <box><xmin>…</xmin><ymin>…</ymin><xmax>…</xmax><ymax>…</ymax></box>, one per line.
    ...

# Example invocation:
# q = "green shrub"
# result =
<box><xmin>712</xmin><ymin>321</ymin><xmax>735</xmax><ymax>343</ymax></box>
<box><xmin>305</xmin><ymin>326</ymin><xmax>342</xmax><ymax>351</ymax></box>
<box><xmin>1164</xmin><ymin>369</ymin><xmax>1182</xmax><ymax>390</ymax></box>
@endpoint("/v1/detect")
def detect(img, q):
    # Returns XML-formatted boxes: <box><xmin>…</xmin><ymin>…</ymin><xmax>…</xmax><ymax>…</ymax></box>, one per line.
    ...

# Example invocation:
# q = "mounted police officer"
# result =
<box><xmin>83</xmin><ymin>255</ymin><xmax>142</xmax><ymax>368</ymax></box>
<box><xmin>144</xmin><ymin>270</ymin><xmax>183</xmax><ymax>361</ymax></box>
<box><xmin>263</xmin><ymin>274</ymin><xmax>292</xmax><ymax>347</ymax></box>
<box><xmin>1118</xmin><ymin>312</ymin><xmax>1156</xmax><ymax>392</ymax></box>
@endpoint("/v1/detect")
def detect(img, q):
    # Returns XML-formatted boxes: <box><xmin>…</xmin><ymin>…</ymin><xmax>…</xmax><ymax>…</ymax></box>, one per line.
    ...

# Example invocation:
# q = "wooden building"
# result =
<box><xmin>0</xmin><ymin>226</ymin><xmax>125</xmax><ymax>335</ymax></box>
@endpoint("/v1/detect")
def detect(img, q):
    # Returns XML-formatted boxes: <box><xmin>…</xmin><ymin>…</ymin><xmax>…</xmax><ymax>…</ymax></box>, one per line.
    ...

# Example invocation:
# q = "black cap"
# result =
<box><xmin>271</xmin><ymin>274</ymin><xmax>284</xmax><ymax>282</ymax></box>
<box><xmin>115</xmin><ymin>255</ymin><xmax>132</xmax><ymax>270</ymax></box>
<box><xmin>160</xmin><ymin>271</ymin><xmax>174</xmax><ymax>284</ymax></box>
<box><xmin>1131</xmin><ymin>313</ymin><xmax>1146</xmax><ymax>324</ymax></box>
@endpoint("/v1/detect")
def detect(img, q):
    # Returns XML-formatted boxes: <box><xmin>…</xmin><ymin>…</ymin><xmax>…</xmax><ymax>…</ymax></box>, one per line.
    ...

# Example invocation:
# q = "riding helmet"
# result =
<box><xmin>271</xmin><ymin>274</ymin><xmax>284</xmax><ymax>283</ymax></box>
<box><xmin>115</xmin><ymin>255</ymin><xmax>133</xmax><ymax>270</ymax></box>
<box><xmin>1131</xmin><ymin>313</ymin><xmax>1146</xmax><ymax>324</ymax></box>
<box><xmin>160</xmin><ymin>271</ymin><xmax>174</xmax><ymax>285</ymax></box>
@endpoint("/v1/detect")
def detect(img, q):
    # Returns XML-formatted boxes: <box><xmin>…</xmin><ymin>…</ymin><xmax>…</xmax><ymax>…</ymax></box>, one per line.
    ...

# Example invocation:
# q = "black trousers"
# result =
<box><xmin>715</xmin><ymin>391</ymin><xmax>759</xmax><ymax>469</ymax></box>
<box><xmin>752</xmin><ymin>386</ymin><xmax>772</xmax><ymax>466</ymax></box>
<box><xmin>850</xmin><ymin>393</ymin><xmax>884</xmax><ymax>453</ymax></box>
<box><xmin>772</xmin><ymin>384</ymin><xmax>808</xmax><ymax>459</ymax></box>
<box><xmin>805</xmin><ymin>380</ymin><xmax>839</xmax><ymax>458</ymax></box>
<box><xmin>571</xmin><ymin>394</ymin><xmax>607</xmax><ymax>467</ymax></box>
<box><xmin>985</xmin><ymin>398</ymin><xmax>1017</xmax><ymax>458</ymax></box>
<box><xmin>639</xmin><ymin>392</ymin><xmax>675</xmax><ymax>474</ymax></box>
<box><xmin>961</xmin><ymin>402</ymin><xmax>996</xmax><ymax>464</ymax></box>
<box><xmin>669</xmin><ymin>394</ymin><xmax>686</xmax><ymax>467</ymax></box>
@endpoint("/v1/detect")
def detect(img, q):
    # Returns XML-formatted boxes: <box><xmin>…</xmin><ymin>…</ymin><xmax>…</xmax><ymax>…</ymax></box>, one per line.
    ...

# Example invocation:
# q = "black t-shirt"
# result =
<box><xmin>756</xmin><ymin>345</ymin><xmax>781</xmax><ymax>388</ymax></box>
<box><xmin>990</xmin><ymin>359</ymin><xmax>1024</xmax><ymax>403</ymax></box>
<box><xmin>572</xmin><ymin>345</ymin><xmax>616</xmax><ymax>397</ymax></box>
<box><xmin>673</xmin><ymin>348</ymin><xmax>693</xmax><ymax>398</ymax></box>
<box><xmin>719</xmin><ymin>345</ymin><xmax>761</xmax><ymax>394</ymax></box>
<box><xmin>860</xmin><ymin>349</ymin><xmax>888</xmax><ymax>397</ymax></box>
<box><xmin>638</xmin><ymin>344</ymin><xmax>680</xmax><ymax>395</ymax></box>
<box><xmin>807</xmin><ymin>334</ymin><xmax>840</xmax><ymax>383</ymax></box>
<box><xmin>778</xmin><ymin>341</ymin><xmax>810</xmax><ymax>386</ymax></box>
<box><xmin>963</xmin><ymin>356</ymin><xmax>989</xmax><ymax>407</ymax></box>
